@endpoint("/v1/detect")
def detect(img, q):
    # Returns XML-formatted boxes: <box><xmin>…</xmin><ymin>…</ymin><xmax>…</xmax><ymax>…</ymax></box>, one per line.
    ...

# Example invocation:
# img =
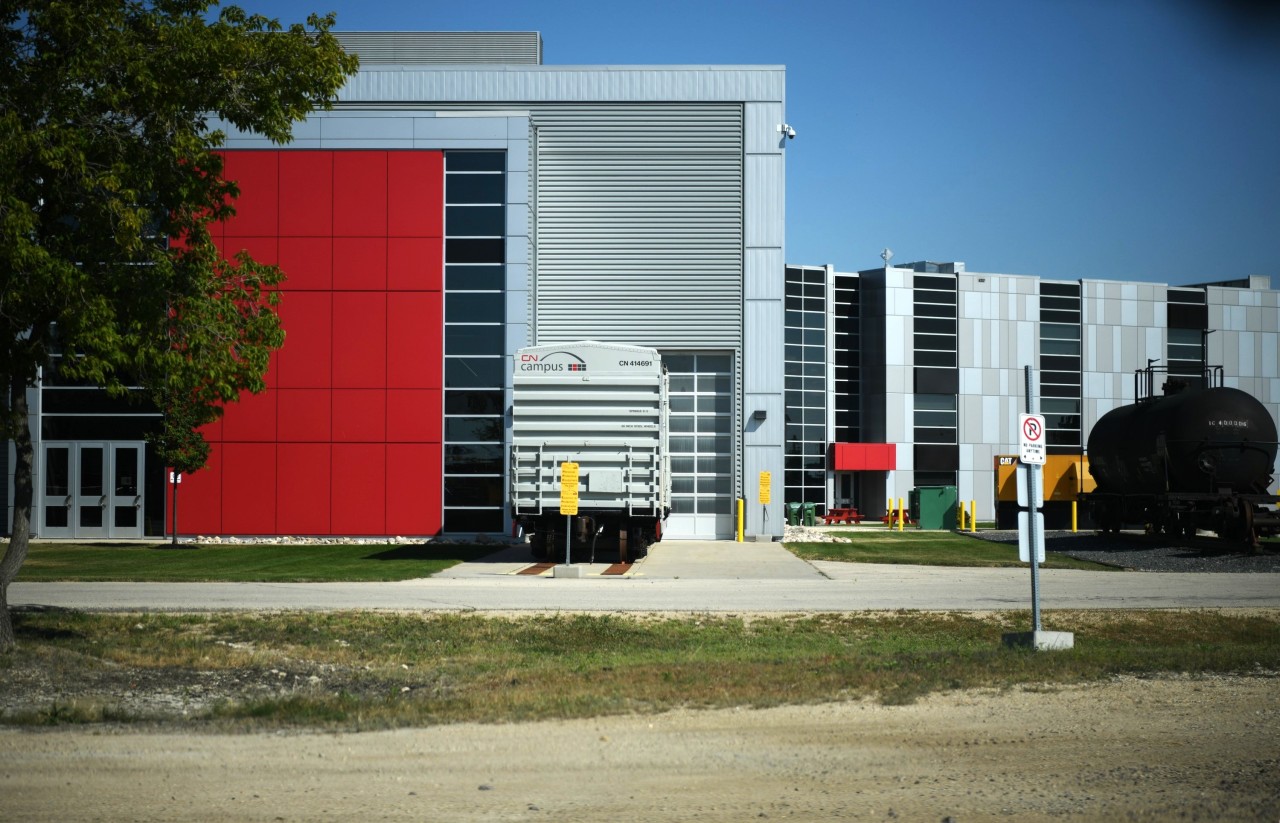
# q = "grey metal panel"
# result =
<box><xmin>339</xmin><ymin>66</ymin><xmax>785</xmax><ymax>105</ymax></box>
<box><xmin>532</xmin><ymin>103</ymin><xmax>744</xmax><ymax>347</ymax></box>
<box><xmin>743</xmin><ymin>300</ymin><xmax>783</xmax><ymax>395</ymax></box>
<box><xmin>335</xmin><ymin>32</ymin><xmax>543</xmax><ymax>65</ymax></box>
<box><xmin>745</xmin><ymin>154</ymin><xmax>783</xmax><ymax>248</ymax></box>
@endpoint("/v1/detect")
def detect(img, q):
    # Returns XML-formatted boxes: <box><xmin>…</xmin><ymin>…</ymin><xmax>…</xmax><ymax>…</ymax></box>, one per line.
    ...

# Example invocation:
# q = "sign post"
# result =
<box><xmin>1003</xmin><ymin>366</ymin><xmax>1074</xmax><ymax>651</ymax></box>
<box><xmin>168</xmin><ymin>470</ymin><xmax>182</xmax><ymax>546</ymax></box>
<box><xmin>559</xmin><ymin>462</ymin><xmax>579</xmax><ymax>568</ymax></box>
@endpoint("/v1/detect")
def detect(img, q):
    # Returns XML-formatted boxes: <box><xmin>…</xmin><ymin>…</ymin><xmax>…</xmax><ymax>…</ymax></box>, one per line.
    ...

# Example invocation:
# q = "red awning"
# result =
<box><xmin>831</xmin><ymin>442</ymin><xmax>896</xmax><ymax>471</ymax></box>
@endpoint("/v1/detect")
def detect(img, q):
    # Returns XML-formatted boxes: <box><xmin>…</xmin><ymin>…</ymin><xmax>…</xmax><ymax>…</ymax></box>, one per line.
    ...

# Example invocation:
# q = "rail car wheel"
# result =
<box><xmin>628</xmin><ymin>526</ymin><xmax>650</xmax><ymax>560</ymax></box>
<box><xmin>530</xmin><ymin>532</ymin><xmax>548</xmax><ymax>560</ymax></box>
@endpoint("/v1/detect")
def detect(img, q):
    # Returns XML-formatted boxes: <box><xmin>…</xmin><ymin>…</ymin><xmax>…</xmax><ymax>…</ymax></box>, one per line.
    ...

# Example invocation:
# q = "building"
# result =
<box><xmin>15</xmin><ymin>32</ymin><xmax>789</xmax><ymax>541</ymax></box>
<box><xmin>783</xmin><ymin>261</ymin><xmax>1280</xmax><ymax>523</ymax></box>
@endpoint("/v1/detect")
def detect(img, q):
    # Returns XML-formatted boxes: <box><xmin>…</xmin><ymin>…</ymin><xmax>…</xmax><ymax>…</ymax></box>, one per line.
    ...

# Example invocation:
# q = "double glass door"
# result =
<box><xmin>41</xmin><ymin>442</ymin><xmax>144</xmax><ymax>538</ymax></box>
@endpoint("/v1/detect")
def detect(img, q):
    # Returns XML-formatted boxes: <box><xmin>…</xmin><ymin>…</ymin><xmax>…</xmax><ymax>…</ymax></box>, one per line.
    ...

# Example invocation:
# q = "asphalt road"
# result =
<box><xmin>10</xmin><ymin>540</ymin><xmax>1280</xmax><ymax>612</ymax></box>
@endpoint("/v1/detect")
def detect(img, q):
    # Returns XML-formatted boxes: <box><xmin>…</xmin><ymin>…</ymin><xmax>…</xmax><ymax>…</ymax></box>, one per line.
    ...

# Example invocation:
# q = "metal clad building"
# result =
<box><xmin>12</xmin><ymin>32</ymin><xmax>787</xmax><ymax>542</ymax></box>
<box><xmin>787</xmin><ymin>262</ymin><xmax>1280</xmax><ymax>524</ymax></box>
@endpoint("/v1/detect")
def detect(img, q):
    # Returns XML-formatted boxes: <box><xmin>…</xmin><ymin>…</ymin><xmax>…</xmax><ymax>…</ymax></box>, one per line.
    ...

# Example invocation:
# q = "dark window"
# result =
<box><xmin>1040</xmin><ymin>282</ymin><xmax>1080</xmax><ymax>297</ymax></box>
<box><xmin>444</xmin><ymin>358</ymin><xmax>504</xmax><ymax>390</ymax></box>
<box><xmin>444</xmin><ymin>477</ymin><xmax>504</xmax><ymax>506</ymax></box>
<box><xmin>445</xmin><ymin>326</ymin><xmax>505</xmax><ymax>356</ymax></box>
<box><xmin>913</xmin><ymin>303</ymin><xmax>955</xmax><ymax>319</ymax></box>
<box><xmin>1168</xmin><ymin>303</ymin><xmax>1207</xmax><ymax>329</ymax></box>
<box><xmin>914</xmin><ymin>350</ymin><xmax>956</xmax><ymax>367</ymax></box>
<box><xmin>1041</xmin><ymin>309</ymin><xmax>1081</xmax><ymax>324</ymax></box>
<box><xmin>445</xmin><ymin>238</ymin><xmax>505</xmax><ymax>264</ymax></box>
<box><xmin>446</xmin><ymin>152</ymin><xmax>505</xmax><ymax>172</ymax></box>
<box><xmin>444</xmin><ymin>390</ymin><xmax>504</xmax><ymax>416</ymax></box>
<box><xmin>443</xmin><ymin>508</ymin><xmax>504</xmax><ymax>533</ymax></box>
<box><xmin>915</xmin><ymin>318</ymin><xmax>956</xmax><ymax>335</ymax></box>
<box><xmin>914</xmin><ymin>368</ymin><xmax>958</xmax><ymax>394</ymax></box>
<box><xmin>445</xmin><ymin>206</ymin><xmax>505</xmax><ymax>236</ymax></box>
<box><xmin>444</xmin><ymin>416</ymin><xmax>502</xmax><ymax>442</ymax></box>
<box><xmin>914</xmin><ymin>334</ymin><xmax>956</xmax><ymax>352</ymax></box>
<box><xmin>1040</xmin><ymin>355</ymin><xmax>1080</xmax><ymax>372</ymax></box>
<box><xmin>445</xmin><ymin>174</ymin><xmax>505</xmax><ymax>204</ymax></box>
<box><xmin>445</xmin><ymin>265</ymin><xmax>504</xmax><ymax>292</ymax></box>
<box><xmin>913</xmin><ymin>275</ymin><xmax>957</xmax><ymax>291</ymax></box>
<box><xmin>1040</xmin><ymin>296</ymin><xmax>1080</xmax><ymax>311</ymax></box>
<box><xmin>914</xmin><ymin>444</ymin><xmax>959</xmax><ymax>471</ymax></box>
<box><xmin>445</xmin><ymin>292</ymin><xmax>503</xmax><ymax>323</ymax></box>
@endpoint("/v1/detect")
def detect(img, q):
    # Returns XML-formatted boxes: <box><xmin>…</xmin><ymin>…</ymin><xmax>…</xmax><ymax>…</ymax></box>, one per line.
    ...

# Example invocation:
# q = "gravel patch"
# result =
<box><xmin>966</xmin><ymin>529</ymin><xmax>1280</xmax><ymax>573</ymax></box>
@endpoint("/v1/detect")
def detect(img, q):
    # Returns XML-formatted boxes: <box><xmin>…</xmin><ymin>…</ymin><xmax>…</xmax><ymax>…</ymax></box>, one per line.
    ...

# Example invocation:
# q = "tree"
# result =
<box><xmin>0</xmin><ymin>0</ymin><xmax>359</xmax><ymax>651</ymax></box>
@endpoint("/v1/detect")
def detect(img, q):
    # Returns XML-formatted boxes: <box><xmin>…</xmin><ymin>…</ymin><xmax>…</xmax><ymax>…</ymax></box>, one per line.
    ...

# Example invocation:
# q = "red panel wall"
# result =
<box><xmin>831</xmin><ymin>443</ymin><xmax>898</xmax><ymax>471</ymax></box>
<box><xmin>178</xmin><ymin>150</ymin><xmax>444</xmax><ymax>537</ymax></box>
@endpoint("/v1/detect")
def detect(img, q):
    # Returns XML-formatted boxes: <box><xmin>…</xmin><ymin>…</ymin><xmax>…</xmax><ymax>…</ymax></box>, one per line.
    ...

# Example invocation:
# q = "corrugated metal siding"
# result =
<box><xmin>532</xmin><ymin>103</ymin><xmax>744</xmax><ymax>347</ymax></box>
<box><xmin>334</xmin><ymin>32</ymin><xmax>542</xmax><ymax>64</ymax></box>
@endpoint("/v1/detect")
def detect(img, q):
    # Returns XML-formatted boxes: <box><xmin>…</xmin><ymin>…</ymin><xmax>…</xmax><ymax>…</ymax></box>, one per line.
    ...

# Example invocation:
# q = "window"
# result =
<box><xmin>443</xmin><ymin>151</ymin><xmax>505</xmax><ymax>532</ymax></box>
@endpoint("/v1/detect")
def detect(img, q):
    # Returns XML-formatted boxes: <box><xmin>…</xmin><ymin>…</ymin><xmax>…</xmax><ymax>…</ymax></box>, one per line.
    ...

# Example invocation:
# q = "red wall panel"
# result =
<box><xmin>333</xmin><ymin>237</ymin><xmax>387</xmax><ymax>291</ymax></box>
<box><xmin>387</xmin><ymin>237</ymin><xmax>443</xmax><ymax>291</ymax></box>
<box><xmin>275</xmin><ymin>292</ymin><xmax>332</xmax><ymax>389</ymax></box>
<box><xmin>195</xmin><ymin>149</ymin><xmax>447</xmax><ymax>537</ymax></box>
<box><xmin>832</xmin><ymin>443</ymin><xmax>897</xmax><ymax>471</ymax></box>
<box><xmin>332</xmin><ymin>389</ymin><xmax>386</xmax><ymax>442</ymax></box>
<box><xmin>387</xmin><ymin>389</ymin><xmax>441</xmax><ymax>443</ymax></box>
<box><xmin>332</xmin><ymin>444</ymin><xmax>386</xmax><ymax>534</ymax></box>
<box><xmin>387</xmin><ymin>292</ymin><xmax>442</xmax><ymax>389</ymax></box>
<box><xmin>221</xmin><ymin>152</ymin><xmax>278</xmax><ymax>237</ymax></box>
<box><xmin>174</xmin><ymin>446</ymin><xmax>222</xmax><ymax>535</ymax></box>
<box><xmin>278</xmin><ymin>237</ymin><xmax>333</xmax><ymax>291</ymax></box>
<box><xmin>220</xmin><ymin>387</ymin><xmax>277</xmax><ymax>442</ymax></box>
<box><xmin>332</xmin><ymin>292</ymin><xmax>386</xmax><ymax>388</ymax></box>
<box><xmin>388</xmin><ymin>152</ymin><xmax>443</xmax><ymax>237</ymax></box>
<box><xmin>221</xmin><ymin>443</ymin><xmax>277</xmax><ymax>534</ymax></box>
<box><xmin>277</xmin><ymin>389</ymin><xmax>331</xmax><ymax>442</ymax></box>
<box><xmin>386</xmin><ymin>443</ymin><xmax>442</xmax><ymax>535</ymax></box>
<box><xmin>276</xmin><ymin>443</ymin><xmax>331</xmax><ymax>534</ymax></box>
<box><xmin>279</xmin><ymin>151</ymin><xmax>333</xmax><ymax>237</ymax></box>
<box><xmin>333</xmin><ymin>153</ymin><xmax>387</xmax><ymax>237</ymax></box>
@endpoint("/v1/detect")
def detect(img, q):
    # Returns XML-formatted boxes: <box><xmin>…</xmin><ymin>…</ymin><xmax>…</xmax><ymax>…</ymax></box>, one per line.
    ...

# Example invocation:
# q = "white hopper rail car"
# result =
<box><xmin>510</xmin><ymin>341</ymin><xmax>670</xmax><ymax>561</ymax></box>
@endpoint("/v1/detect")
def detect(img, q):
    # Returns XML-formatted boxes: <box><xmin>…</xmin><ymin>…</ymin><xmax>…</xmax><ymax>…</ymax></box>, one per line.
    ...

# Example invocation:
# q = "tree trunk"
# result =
<box><xmin>0</xmin><ymin>377</ymin><xmax>34</xmax><ymax>653</ymax></box>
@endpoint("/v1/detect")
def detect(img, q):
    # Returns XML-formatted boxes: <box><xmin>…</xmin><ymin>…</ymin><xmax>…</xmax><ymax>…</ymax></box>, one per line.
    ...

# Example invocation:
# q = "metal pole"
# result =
<box><xmin>565</xmin><ymin>514</ymin><xmax>571</xmax><ymax>565</ymax></box>
<box><xmin>1025</xmin><ymin>365</ymin><xmax>1042</xmax><ymax>633</ymax></box>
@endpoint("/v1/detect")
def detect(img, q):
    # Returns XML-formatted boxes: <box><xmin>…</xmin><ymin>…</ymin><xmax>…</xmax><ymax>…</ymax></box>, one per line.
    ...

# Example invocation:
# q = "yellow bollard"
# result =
<box><xmin>737</xmin><ymin>498</ymin><xmax>744</xmax><ymax>542</ymax></box>
<box><xmin>969</xmin><ymin>500</ymin><xmax>977</xmax><ymax>533</ymax></box>
<box><xmin>897</xmin><ymin>497</ymin><xmax>904</xmax><ymax>532</ymax></box>
<box><xmin>1071</xmin><ymin>500</ymin><xmax>1077</xmax><ymax>533</ymax></box>
<box><xmin>886</xmin><ymin>498</ymin><xmax>893</xmax><ymax>530</ymax></box>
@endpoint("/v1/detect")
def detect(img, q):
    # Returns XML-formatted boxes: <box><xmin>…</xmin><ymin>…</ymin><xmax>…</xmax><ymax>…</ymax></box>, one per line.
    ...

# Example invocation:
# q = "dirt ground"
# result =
<box><xmin>2</xmin><ymin>674</ymin><xmax>1276</xmax><ymax>822</ymax></box>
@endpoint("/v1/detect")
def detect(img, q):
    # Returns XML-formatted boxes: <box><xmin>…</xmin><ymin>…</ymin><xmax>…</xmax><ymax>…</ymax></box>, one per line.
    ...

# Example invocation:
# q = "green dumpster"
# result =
<box><xmin>800</xmin><ymin>502</ymin><xmax>817</xmax><ymax>527</ymax></box>
<box><xmin>786</xmin><ymin>502</ymin><xmax>801</xmax><ymax>526</ymax></box>
<box><xmin>913</xmin><ymin>485</ymin><xmax>958</xmax><ymax>530</ymax></box>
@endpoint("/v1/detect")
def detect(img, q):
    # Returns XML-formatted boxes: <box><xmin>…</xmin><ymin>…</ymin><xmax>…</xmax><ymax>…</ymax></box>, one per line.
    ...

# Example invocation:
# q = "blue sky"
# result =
<box><xmin>241</xmin><ymin>0</ymin><xmax>1279</xmax><ymax>285</ymax></box>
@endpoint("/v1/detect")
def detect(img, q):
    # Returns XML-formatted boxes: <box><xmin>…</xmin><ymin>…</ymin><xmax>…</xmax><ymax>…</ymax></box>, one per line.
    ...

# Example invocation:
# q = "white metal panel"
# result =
<box><xmin>533</xmin><ymin>103</ymin><xmax>744</xmax><ymax>346</ymax></box>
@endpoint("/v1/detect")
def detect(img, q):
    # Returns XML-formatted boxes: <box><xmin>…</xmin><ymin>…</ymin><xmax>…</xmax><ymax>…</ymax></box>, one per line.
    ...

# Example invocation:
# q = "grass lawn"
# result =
<box><xmin>12</xmin><ymin>541</ymin><xmax>496</xmax><ymax>582</ymax></box>
<box><xmin>785</xmin><ymin>529</ymin><xmax>1118</xmax><ymax>570</ymax></box>
<box><xmin>3</xmin><ymin>609</ymin><xmax>1276</xmax><ymax>728</ymax></box>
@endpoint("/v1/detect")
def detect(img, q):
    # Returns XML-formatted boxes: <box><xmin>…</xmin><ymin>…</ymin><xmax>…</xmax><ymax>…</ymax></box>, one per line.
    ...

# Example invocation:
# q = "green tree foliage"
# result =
<box><xmin>0</xmin><ymin>0</ymin><xmax>359</xmax><ymax>650</ymax></box>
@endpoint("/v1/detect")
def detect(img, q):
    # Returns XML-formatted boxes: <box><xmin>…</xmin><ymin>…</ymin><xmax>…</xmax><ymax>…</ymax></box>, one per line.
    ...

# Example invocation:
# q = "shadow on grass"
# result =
<box><xmin>362</xmin><ymin>544</ymin><xmax>497</xmax><ymax>563</ymax></box>
<box><xmin>14</xmin><ymin>607</ymin><xmax>83</xmax><ymax>640</ymax></box>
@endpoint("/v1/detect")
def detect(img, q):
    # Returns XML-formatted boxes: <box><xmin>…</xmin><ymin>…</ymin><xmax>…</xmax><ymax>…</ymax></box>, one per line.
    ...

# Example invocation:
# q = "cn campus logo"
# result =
<box><xmin>519</xmin><ymin>351</ymin><xmax>588</xmax><ymax>372</ymax></box>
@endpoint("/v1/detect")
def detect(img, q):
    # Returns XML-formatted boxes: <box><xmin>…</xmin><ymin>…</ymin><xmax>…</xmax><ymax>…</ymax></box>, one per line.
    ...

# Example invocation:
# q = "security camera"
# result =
<box><xmin>783</xmin><ymin>123</ymin><xmax>796</xmax><ymax>139</ymax></box>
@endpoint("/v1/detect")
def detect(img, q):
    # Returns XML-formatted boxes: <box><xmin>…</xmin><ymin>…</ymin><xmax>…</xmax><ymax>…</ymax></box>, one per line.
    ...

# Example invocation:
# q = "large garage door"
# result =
<box><xmin>663</xmin><ymin>352</ymin><xmax>735</xmax><ymax>539</ymax></box>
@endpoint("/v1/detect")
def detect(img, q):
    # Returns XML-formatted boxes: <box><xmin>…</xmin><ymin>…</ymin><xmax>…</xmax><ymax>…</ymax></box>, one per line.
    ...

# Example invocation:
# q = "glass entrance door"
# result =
<box><xmin>111</xmin><ymin>444</ymin><xmax>143</xmax><ymax>538</ymax></box>
<box><xmin>41</xmin><ymin>445</ymin><xmax>73</xmax><ymax>538</ymax></box>
<box><xmin>74</xmin><ymin>444</ymin><xmax>107</xmax><ymax>538</ymax></box>
<box><xmin>40</xmin><ymin>441</ymin><xmax>145</xmax><ymax>538</ymax></box>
